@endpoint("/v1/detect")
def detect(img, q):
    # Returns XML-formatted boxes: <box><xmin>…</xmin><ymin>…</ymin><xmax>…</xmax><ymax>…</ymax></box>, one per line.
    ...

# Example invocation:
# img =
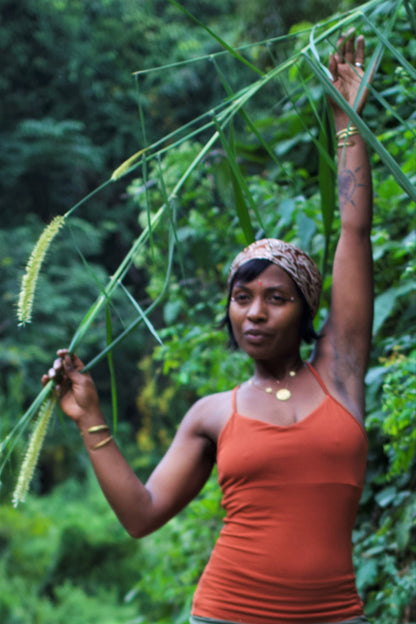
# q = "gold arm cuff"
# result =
<box><xmin>91</xmin><ymin>435</ymin><xmax>113</xmax><ymax>450</ymax></box>
<box><xmin>337</xmin><ymin>140</ymin><xmax>356</xmax><ymax>148</ymax></box>
<box><xmin>87</xmin><ymin>424</ymin><xmax>110</xmax><ymax>434</ymax></box>
<box><xmin>335</xmin><ymin>124</ymin><xmax>360</xmax><ymax>141</ymax></box>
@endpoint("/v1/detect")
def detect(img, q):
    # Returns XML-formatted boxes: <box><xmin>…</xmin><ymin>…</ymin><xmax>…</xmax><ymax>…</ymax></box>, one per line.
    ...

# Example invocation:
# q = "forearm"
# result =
<box><xmin>335</xmin><ymin>113</ymin><xmax>373</xmax><ymax>234</ymax></box>
<box><xmin>329</xmin><ymin>112</ymin><xmax>374</xmax><ymax>366</ymax></box>
<box><xmin>78</xmin><ymin>413</ymin><xmax>152</xmax><ymax>538</ymax></box>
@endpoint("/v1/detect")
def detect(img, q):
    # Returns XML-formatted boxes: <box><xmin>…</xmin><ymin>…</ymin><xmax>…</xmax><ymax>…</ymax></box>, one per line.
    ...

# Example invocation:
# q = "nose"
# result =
<box><xmin>246</xmin><ymin>296</ymin><xmax>267</xmax><ymax>321</ymax></box>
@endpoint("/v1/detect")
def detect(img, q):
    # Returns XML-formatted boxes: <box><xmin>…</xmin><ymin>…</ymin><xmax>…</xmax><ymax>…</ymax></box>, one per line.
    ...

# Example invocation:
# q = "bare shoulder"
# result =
<box><xmin>180</xmin><ymin>389</ymin><xmax>235</xmax><ymax>445</ymax></box>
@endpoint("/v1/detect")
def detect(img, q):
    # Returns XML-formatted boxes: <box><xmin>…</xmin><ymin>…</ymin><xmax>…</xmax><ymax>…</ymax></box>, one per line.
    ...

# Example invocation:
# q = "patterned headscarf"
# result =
<box><xmin>228</xmin><ymin>238</ymin><xmax>322</xmax><ymax>318</ymax></box>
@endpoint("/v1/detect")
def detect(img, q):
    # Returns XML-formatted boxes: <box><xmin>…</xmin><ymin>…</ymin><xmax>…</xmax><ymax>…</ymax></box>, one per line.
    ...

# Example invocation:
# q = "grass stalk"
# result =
<box><xmin>105</xmin><ymin>305</ymin><xmax>118</xmax><ymax>433</ymax></box>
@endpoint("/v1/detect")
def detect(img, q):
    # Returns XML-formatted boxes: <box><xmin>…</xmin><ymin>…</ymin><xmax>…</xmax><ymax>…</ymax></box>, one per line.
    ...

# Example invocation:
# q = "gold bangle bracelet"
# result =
<box><xmin>91</xmin><ymin>435</ymin><xmax>113</xmax><ymax>451</ymax></box>
<box><xmin>337</xmin><ymin>140</ymin><xmax>355</xmax><ymax>148</ymax></box>
<box><xmin>335</xmin><ymin>124</ymin><xmax>360</xmax><ymax>141</ymax></box>
<box><xmin>87</xmin><ymin>424</ymin><xmax>110</xmax><ymax>434</ymax></box>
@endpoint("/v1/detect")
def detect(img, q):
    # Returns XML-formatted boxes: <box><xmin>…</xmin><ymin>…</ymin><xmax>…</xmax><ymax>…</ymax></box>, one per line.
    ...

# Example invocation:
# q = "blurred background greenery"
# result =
<box><xmin>0</xmin><ymin>0</ymin><xmax>415</xmax><ymax>622</ymax></box>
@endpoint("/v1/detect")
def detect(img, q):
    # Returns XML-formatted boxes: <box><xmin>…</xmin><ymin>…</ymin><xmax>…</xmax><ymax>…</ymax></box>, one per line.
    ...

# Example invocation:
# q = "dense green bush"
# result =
<box><xmin>0</xmin><ymin>467</ymin><xmax>223</xmax><ymax>624</ymax></box>
<box><xmin>0</xmin><ymin>475</ymin><xmax>140</xmax><ymax>623</ymax></box>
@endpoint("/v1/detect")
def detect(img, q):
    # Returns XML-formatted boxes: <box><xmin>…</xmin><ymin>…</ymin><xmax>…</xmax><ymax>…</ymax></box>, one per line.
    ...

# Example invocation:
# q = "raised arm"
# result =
<box><xmin>315</xmin><ymin>31</ymin><xmax>373</xmax><ymax>412</ymax></box>
<box><xmin>44</xmin><ymin>350</ymin><xmax>216</xmax><ymax>538</ymax></box>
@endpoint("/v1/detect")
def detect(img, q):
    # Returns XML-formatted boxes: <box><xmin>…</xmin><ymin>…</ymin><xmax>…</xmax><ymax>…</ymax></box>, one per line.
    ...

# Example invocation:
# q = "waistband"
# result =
<box><xmin>190</xmin><ymin>616</ymin><xmax>370</xmax><ymax>624</ymax></box>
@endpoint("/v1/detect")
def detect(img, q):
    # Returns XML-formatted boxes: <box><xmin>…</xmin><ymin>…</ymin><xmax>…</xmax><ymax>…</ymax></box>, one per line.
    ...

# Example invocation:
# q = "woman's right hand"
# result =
<box><xmin>328</xmin><ymin>29</ymin><xmax>369</xmax><ymax>120</ymax></box>
<box><xmin>42</xmin><ymin>349</ymin><xmax>102</xmax><ymax>426</ymax></box>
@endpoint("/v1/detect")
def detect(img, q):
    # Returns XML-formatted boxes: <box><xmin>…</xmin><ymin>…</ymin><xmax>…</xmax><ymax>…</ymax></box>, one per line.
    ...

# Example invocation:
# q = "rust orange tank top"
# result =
<box><xmin>192</xmin><ymin>364</ymin><xmax>368</xmax><ymax>624</ymax></box>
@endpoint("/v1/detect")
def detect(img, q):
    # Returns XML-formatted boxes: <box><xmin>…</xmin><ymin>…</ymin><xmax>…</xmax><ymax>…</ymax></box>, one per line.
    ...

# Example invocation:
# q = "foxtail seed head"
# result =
<box><xmin>17</xmin><ymin>215</ymin><xmax>65</xmax><ymax>325</ymax></box>
<box><xmin>12</xmin><ymin>396</ymin><xmax>57</xmax><ymax>507</ymax></box>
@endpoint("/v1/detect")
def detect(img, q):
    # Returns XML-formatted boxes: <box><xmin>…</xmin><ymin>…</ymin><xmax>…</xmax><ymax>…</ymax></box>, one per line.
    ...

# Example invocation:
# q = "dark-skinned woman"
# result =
<box><xmin>44</xmin><ymin>30</ymin><xmax>373</xmax><ymax>624</ymax></box>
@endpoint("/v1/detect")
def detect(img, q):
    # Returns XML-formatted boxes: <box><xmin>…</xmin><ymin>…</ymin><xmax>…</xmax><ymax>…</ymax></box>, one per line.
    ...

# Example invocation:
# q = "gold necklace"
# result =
<box><xmin>248</xmin><ymin>365</ymin><xmax>302</xmax><ymax>402</ymax></box>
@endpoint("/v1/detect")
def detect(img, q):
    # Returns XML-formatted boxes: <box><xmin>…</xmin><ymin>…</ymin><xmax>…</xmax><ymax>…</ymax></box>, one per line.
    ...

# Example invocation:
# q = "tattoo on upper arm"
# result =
<box><xmin>338</xmin><ymin>166</ymin><xmax>366</xmax><ymax>210</ymax></box>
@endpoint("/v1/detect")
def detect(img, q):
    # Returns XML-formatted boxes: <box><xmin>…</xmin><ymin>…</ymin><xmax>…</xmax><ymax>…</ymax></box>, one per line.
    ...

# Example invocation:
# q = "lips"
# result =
<box><xmin>243</xmin><ymin>328</ymin><xmax>271</xmax><ymax>343</ymax></box>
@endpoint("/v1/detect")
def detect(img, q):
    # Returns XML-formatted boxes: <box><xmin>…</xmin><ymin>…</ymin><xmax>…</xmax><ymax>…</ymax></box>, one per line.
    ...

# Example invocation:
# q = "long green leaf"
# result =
<box><xmin>403</xmin><ymin>0</ymin><xmax>416</xmax><ymax>34</ymax></box>
<box><xmin>156</xmin><ymin>156</ymin><xmax>185</xmax><ymax>281</ymax></box>
<box><xmin>106</xmin><ymin>305</ymin><xmax>118</xmax><ymax>433</ymax></box>
<box><xmin>318</xmin><ymin>103</ymin><xmax>336</xmax><ymax>279</ymax></box>
<box><xmin>211</xmin><ymin>114</ymin><xmax>259</xmax><ymax>240</ymax></box>
<box><xmin>118</xmin><ymin>282</ymin><xmax>164</xmax><ymax>347</ymax></box>
<box><xmin>230</xmin><ymin>168</ymin><xmax>255</xmax><ymax>245</ymax></box>
<box><xmin>361</xmin><ymin>12</ymin><xmax>416</xmax><ymax>80</ymax></box>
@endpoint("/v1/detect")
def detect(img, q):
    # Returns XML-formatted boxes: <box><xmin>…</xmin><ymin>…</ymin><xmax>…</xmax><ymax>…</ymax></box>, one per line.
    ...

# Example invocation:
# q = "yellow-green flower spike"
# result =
<box><xmin>17</xmin><ymin>215</ymin><xmax>65</xmax><ymax>325</ymax></box>
<box><xmin>12</xmin><ymin>396</ymin><xmax>57</xmax><ymax>507</ymax></box>
<box><xmin>110</xmin><ymin>147</ymin><xmax>147</xmax><ymax>181</ymax></box>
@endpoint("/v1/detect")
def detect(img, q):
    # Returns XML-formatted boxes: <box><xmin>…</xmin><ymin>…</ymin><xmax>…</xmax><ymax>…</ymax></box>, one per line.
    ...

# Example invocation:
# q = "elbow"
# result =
<box><xmin>123</xmin><ymin>515</ymin><xmax>161</xmax><ymax>539</ymax></box>
<box><xmin>121</xmin><ymin>516</ymin><xmax>151</xmax><ymax>539</ymax></box>
<box><xmin>125</xmin><ymin>523</ymin><xmax>154</xmax><ymax>539</ymax></box>
<box><xmin>115</xmin><ymin>488</ymin><xmax>169</xmax><ymax>539</ymax></box>
<box><xmin>116</xmin><ymin>486</ymin><xmax>158</xmax><ymax>539</ymax></box>
<box><xmin>126</xmin><ymin>526</ymin><xmax>146</xmax><ymax>539</ymax></box>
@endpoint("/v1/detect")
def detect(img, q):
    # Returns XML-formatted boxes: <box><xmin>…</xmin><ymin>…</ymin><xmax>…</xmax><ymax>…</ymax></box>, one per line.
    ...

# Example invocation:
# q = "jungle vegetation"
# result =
<box><xmin>0</xmin><ymin>0</ymin><xmax>415</xmax><ymax>622</ymax></box>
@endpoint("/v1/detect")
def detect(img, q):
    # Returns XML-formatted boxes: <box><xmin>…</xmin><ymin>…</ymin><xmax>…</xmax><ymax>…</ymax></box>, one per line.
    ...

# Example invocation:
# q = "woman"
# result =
<box><xmin>44</xmin><ymin>30</ymin><xmax>373</xmax><ymax>624</ymax></box>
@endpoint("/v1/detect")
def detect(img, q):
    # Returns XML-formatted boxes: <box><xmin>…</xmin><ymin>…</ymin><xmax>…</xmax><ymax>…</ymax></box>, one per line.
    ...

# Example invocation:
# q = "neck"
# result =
<box><xmin>253</xmin><ymin>355</ymin><xmax>304</xmax><ymax>382</ymax></box>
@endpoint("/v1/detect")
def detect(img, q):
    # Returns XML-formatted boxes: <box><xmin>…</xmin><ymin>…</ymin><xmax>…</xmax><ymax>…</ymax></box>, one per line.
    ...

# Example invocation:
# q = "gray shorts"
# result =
<box><xmin>190</xmin><ymin>615</ymin><xmax>371</xmax><ymax>624</ymax></box>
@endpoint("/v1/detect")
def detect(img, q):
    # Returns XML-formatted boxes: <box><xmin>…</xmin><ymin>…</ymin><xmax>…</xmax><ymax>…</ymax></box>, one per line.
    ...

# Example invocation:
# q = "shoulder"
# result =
<box><xmin>180</xmin><ymin>389</ymin><xmax>236</xmax><ymax>445</ymax></box>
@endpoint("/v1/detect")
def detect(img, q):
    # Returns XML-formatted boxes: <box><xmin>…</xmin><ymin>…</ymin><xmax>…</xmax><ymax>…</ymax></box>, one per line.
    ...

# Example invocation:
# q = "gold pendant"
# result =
<box><xmin>276</xmin><ymin>388</ymin><xmax>291</xmax><ymax>401</ymax></box>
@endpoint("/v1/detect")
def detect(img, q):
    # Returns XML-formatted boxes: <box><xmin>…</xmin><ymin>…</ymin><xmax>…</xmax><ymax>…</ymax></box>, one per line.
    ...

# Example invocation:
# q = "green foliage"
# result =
<box><xmin>381</xmin><ymin>351</ymin><xmax>416</xmax><ymax>477</ymax></box>
<box><xmin>0</xmin><ymin>468</ymin><xmax>222</xmax><ymax>624</ymax></box>
<box><xmin>355</xmin><ymin>347</ymin><xmax>416</xmax><ymax>623</ymax></box>
<box><xmin>0</xmin><ymin>476</ymin><xmax>141</xmax><ymax>623</ymax></box>
<box><xmin>1</xmin><ymin>0</ymin><xmax>416</xmax><ymax>623</ymax></box>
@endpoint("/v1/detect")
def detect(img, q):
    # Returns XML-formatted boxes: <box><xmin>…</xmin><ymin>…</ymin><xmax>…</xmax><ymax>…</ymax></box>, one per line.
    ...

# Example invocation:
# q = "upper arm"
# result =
<box><xmin>329</xmin><ymin>223</ymin><xmax>373</xmax><ymax>368</ymax></box>
<box><xmin>138</xmin><ymin>399</ymin><xmax>216</xmax><ymax>536</ymax></box>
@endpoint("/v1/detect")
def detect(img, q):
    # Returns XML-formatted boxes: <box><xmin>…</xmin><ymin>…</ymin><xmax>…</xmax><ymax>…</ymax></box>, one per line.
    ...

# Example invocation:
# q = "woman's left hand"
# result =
<box><xmin>329</xmin><ymin>28</ymin><xmax>369</xmax><ymax>117</ymax></box>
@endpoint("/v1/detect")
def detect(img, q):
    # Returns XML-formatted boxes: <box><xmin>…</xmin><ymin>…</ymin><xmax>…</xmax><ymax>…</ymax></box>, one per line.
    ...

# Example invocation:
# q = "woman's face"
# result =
<box><xmin>228</xmin><ymin>264</ymin><xmax>304</xmax><ymax>362</ymax></box>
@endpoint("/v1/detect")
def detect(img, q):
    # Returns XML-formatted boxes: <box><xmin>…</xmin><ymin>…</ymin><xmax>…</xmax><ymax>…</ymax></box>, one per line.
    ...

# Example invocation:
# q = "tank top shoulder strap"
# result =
<box><xmin>306</xmin><ymin>362</ymin><xmax>330</xmax><ymax>395</ymax></box>
<box><xmin>231</xmin><ymin>386</ymin><xmax>239</xmax><ymax>413</ymax></box>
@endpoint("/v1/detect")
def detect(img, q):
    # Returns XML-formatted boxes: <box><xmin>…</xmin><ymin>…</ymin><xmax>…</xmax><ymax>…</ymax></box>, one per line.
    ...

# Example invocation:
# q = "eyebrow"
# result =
<box><xmin>232</xmin><ymin>283</ymin><xmax>295</xmax><ymax>297</ymax></box>
<box><xmin>233</xmin><ymin>282</ymin><xmax>291</xmax><ymax>291</ymax></box>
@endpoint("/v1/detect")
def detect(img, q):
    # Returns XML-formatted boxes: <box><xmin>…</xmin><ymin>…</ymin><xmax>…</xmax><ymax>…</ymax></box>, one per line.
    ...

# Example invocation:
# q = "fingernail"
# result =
<box><xmin>48</xmin><ymin>368</ymin><xmax>56</xmax><ymax>378</ymax></box>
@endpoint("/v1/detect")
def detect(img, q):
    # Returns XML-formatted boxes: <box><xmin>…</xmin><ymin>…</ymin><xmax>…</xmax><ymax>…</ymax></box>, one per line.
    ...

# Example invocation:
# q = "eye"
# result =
<box><xmin>231</xmin><ymin>292</ymin><xmax>251</xmax><ymax>305</ymax></box>
<box><xmin>267</xmin><ymin>292</ymin><xmax>294</xmax><ymax>305</ymax></box>
<box><xmin>268</xmin><ymin>293</ymin><xmax>286</xmax><ymax>304</ymax></box>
